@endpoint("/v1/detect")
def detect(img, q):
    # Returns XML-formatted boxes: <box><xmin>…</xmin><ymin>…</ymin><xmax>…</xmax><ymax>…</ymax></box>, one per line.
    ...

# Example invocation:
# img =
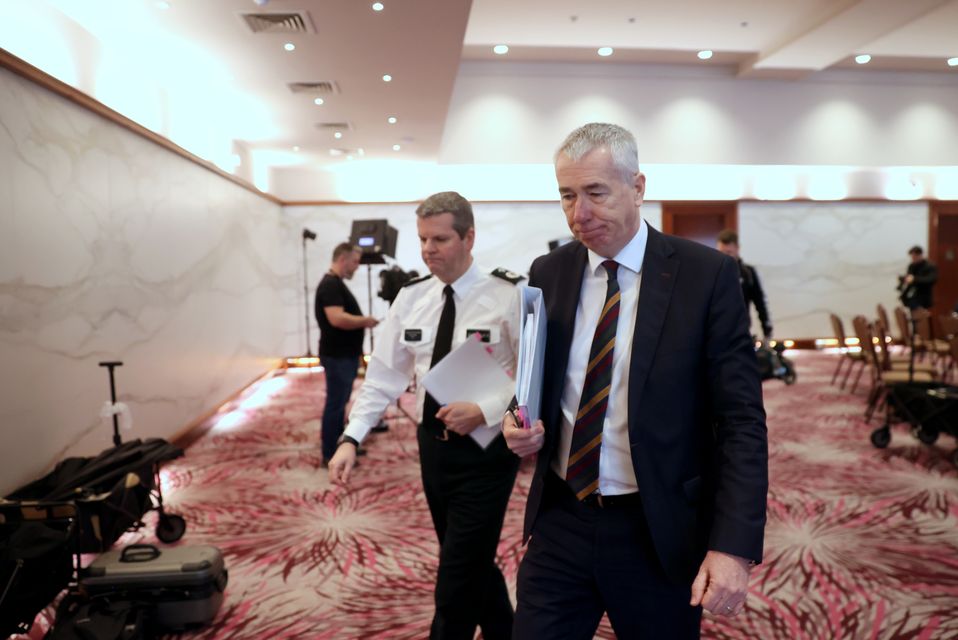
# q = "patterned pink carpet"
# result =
<box><xmin>20</xmin><ymin>351</ymin><xmax>958</xmax><ymax>639</ymax></box>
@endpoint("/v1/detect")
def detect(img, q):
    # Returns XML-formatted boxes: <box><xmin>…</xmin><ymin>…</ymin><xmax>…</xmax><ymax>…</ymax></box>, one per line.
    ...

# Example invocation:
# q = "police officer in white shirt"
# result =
<box><xmin>329</xmin><ymin>191</ymin><xmax>522</xmax><ymax>640</ymax></box>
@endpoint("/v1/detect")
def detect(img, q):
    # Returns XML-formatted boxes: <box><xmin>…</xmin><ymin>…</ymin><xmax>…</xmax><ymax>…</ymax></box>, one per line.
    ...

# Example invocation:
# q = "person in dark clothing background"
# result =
<box><xmin>898</xmin><ymin>245</ymin><xmax>938</xmax><ymax>310</ymax></box>
<box><xmin>717</xmin><ymin>229</ymin><xmax>773</xmax><ymax>339</ymax></box>
<box><xmin>315</xmin><ymin>242</ymin><xmax>379</xmax><ymax>464</ymax></box>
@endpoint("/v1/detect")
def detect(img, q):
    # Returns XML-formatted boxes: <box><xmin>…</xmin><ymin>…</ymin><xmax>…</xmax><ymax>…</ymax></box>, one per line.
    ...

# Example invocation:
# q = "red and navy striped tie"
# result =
<box><xmin>566</xmin><ymin>260</ymin><xmax>620</xmax><ymax>500</ymax></box>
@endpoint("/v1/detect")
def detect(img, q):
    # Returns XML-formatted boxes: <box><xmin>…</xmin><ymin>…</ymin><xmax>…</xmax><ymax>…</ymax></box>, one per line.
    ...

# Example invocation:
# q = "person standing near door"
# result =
<box><xmin>898</xmin><ymin>245</ymin><xmax>938</xmax><ymax>310</ymax></box>
<box><xmin>315</xmin><ymin>242</ymin><xmax>379</xmax><ymax>465</ymax></box>
<box><xmin>716</xmin><ymin>229</ymin><xmax>773</xmax><ymax>339</ymax></box>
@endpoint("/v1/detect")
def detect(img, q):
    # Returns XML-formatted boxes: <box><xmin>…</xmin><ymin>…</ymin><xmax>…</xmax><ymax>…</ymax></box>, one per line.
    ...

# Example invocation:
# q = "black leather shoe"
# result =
<box><xmin>370</xmin><ymin>422</ymin><xmax>389</xmax><ymax>433</ymax></box>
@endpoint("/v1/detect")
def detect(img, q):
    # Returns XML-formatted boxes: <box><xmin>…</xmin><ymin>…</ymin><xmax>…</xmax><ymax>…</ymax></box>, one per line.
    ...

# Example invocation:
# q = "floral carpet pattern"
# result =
<box><xmin>20</xmin><ymin>351</ymin><xmax>958</xmax><ymax>639</ymax></box>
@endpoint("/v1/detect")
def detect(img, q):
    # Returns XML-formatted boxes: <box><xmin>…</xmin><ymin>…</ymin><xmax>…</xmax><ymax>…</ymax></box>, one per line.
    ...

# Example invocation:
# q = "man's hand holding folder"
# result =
<box><xmin>504</xmin><ymin>285</ymin><xmax>548</xmax><ymax>457</ymax></box>
<box><xmin>514</xmin><ymin>285</ymin><xmax>547</xmax><ymax>426</ymax></box>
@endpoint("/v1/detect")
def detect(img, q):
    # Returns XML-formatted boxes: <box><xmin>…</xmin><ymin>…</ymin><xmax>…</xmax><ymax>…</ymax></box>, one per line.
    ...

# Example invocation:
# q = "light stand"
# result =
<box><xmin>302</xmin><ymin>228</ymin><xmax>317</xmax><ymax>357</ymax></box>
<box><xmin>99</xmin><ymin>361</ymin><xmax>124</xmax><ymax>447</ymax></box>
<box><xmin>366</xmin><ymin>263</ymin><xmax>376</xmax><ymax>352</ymax></box>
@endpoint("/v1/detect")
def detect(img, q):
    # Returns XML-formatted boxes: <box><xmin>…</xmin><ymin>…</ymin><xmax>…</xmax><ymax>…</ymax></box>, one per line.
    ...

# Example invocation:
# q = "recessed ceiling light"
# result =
<box><xmin>387</xmin><ymin>116</ymin><xmax>397</xmax><ymax>124</ymax></box>
<box><xmin>855</xmin><ymin>54</ymin><xmax>871</xmax><ymax>64</ymax></box>
<box><xmin>382</xmin><ymin>74</ymin><xmax>392</xmax><ymax>82</ymax></box>
<box><xmin>284</xmin><ymin>42</ymin><xmax>295</xmax><ymax>52</ymax></box>
<box><xmin>493</xmin><ymin>44</ymin><xmax>509</xmax><ymax>55</ymax></box>
<box><xmin>372</xmin><ymin>2</ymin><xmax>384</xmax><ymax>10</ymax></box>
<box><xmin>313</xmin><ymin>98</ymin><xmax>324</xmax><ymax>106</ymax></box>
<box><xmin>597</xmin><ymin>47</ymin><xmax>614</xmax><ymax>57</ymax></box>
<box><xmin>334</xmin><ymin>132</ymin><xmax>343</xmax><ymax>139</ymax></box>
<box><xmin>293</xmin><ymin>146</ymin><xmax>300</xmax><ymax>152</ymax></box>
<box><xmin>358</xmin><ymin>148</ymin><xmax>365</xmax><ymax>156</ymax></box>
<box><xmin>948</xmin><ymin>57</ymin><xmax>958</xmax><ymax>67</ymax></box>
<box><xmin>392</xmin><ymin>144</ymin><xmax>401</xmax><ymax>151</ymax></box>
<box><xmin>697</xmin><ymin>50</ymin><xmax>713</xmax><ymax>60</ymax></box>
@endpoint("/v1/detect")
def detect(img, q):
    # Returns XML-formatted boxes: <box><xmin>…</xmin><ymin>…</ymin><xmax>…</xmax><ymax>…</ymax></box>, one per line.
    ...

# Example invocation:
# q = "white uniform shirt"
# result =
<box><xmin>345</xmin><ymin>261</ymin><xmax>521</xmax><ymax>444</ymax></box>
<box><xmin>552</xmin><ymin>219</ymin><xmax>648</xmax><ymax>495</ymax></box>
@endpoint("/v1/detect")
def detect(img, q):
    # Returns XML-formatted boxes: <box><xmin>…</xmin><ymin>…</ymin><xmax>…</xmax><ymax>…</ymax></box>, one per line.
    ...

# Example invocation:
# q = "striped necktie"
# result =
<box><xmin>566</xmin><ymin>260</ymin><xmax>620</xmax><ymax>500</ymax></box>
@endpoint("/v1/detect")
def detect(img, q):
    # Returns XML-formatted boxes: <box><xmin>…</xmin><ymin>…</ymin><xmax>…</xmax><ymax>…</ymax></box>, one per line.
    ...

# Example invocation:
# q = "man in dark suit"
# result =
<box><xmin>504</xmin><ymin>123</ymin><xmax>768</xmax><ymax>639</ymax></box>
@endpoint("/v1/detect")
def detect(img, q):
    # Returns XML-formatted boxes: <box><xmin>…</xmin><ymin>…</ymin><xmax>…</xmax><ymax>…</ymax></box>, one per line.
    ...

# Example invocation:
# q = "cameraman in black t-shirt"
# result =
<box><xmin>315</xmin><ymin>243</ymin><xmax>379</xmax><ymax>464</ymax></box>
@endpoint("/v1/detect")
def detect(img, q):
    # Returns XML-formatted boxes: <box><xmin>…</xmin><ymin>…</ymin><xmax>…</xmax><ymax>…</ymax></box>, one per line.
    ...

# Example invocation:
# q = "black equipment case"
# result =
<box><xmin>80</xmin><ymin>544</ymin><xmax>227</xmax><ymax>631</ymax></box>
<box><xmin>6</xmin><ymin>439</ymin><xmax>185</xmax><ymax>552</ymax></box>
<box><xmin>0</xmin><ymin>501</ymin><xmax>77</xmax><ymax>637</ymax></box>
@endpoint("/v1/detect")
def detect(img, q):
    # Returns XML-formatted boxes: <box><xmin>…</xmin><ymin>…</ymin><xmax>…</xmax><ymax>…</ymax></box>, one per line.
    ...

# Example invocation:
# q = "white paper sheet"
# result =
<box><xmin>420</xmin><ymin>336</ymin><xmax>514</xmax><ymax>448</ymax></box>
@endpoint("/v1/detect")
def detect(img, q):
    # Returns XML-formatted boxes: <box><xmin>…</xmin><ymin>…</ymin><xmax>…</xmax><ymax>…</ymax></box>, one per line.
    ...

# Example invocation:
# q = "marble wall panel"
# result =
<box><xmin>739</xmin><ymin>202</ymin><xmax>929</xmax><ymax>339</ymax></box>
<box><xmin>287</xmin><ymin>199</ymin><xmax>928</xmax><ymax>344</ymax></box>
<box><xmin>0</xmin><ymin>68</ymin><xmax>294</xmax><ymax>494</ymax></box>
<box><xmin>281</xmin><ymin>200</ymin><xmax>661</xmax><ymax>353</ymax></box>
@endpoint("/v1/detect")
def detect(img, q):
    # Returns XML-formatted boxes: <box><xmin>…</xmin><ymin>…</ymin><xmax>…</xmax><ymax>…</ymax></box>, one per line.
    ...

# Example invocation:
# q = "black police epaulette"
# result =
<box><xmin>402</xmin><ymin>273</ymin><xmax>433</xmax><ymax>288</ymax></box>
<box><xmin>491</xmin><ymin>268</ymin><xmax>525</xmax><ymax>284</ymax></box>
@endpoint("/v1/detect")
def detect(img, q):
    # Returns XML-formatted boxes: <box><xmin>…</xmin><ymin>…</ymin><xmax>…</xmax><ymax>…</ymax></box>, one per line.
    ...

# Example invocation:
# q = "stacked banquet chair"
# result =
<box><xmin>829</xmin><ymin>313</ymin><xmax>868</xmax><ymax>393</ymax></box>
<box><xmin>912</xmin><ymin>308</ymin><xmax>952</xmax><ymax>367</ymax></box>
<box><xmin>850</xmin><ymin>315</ymin><xmax>936</xmax><ymax>423</ymax></box>
<box><xmin>939</xmin><ymin>313</ymin><xmax>958</xmax><ymax>381</ymax></box>
<box><xmin>874</xmin><ymin>309</ymin><xmax>939</xmax><ymax>375</ymax></box>
<box><xmin>853</xmin><ymin>314</ymin><xmax>958</xmax><ymax>463</ymax></box>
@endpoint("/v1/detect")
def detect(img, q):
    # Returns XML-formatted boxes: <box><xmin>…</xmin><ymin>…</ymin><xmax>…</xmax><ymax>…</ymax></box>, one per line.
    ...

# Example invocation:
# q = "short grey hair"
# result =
<box><xmin>555</xmin><ymin>123</ymin><xmax>639</xmax><ymax>183</ymax></box>
<box><xmin>415</xmin><ymin>191</ymin><xmax>474</xmax><ymax>239</ymax></box>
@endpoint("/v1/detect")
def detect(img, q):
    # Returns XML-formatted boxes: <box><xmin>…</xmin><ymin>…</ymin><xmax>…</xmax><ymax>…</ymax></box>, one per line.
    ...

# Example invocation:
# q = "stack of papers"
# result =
<box><xmin>515</xmin><ymin>286</ymin><xmax>546</xmax><ymax>427</ymax></box>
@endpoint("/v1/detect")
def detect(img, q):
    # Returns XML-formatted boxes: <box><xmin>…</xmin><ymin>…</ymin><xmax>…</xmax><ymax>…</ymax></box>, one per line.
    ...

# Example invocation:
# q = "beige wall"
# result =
<box><xmin>0</xmin><ymin>66</ymin><xmax>296</xmax><ymax>494</ymax></box>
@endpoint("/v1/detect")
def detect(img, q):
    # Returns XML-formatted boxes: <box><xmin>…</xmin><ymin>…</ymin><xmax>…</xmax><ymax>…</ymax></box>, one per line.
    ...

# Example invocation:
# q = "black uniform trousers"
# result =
<box><xmin>417</xmin><ymin>424</ymin><xmax>520</xmax><ymax>640</ymax></box>
<box><xmin>514</xmin><ymin>471</ymin><xmax>702</xmax><ymax>639</ymax></box>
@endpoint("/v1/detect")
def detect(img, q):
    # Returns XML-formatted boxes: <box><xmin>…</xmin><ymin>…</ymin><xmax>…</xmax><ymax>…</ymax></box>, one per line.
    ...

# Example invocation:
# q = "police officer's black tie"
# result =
<box><xmin>423</xmin><ymin>285</ymin><xmax>455</xmax><ymax>437</ymax></box>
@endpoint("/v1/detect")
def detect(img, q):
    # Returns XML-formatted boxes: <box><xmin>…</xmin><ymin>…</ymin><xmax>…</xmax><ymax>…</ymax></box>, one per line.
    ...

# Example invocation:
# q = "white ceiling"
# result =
<box><xmin>3</xmin><ymin>0</ymin><xmax>958</xmax><ymax>197</ymax></box>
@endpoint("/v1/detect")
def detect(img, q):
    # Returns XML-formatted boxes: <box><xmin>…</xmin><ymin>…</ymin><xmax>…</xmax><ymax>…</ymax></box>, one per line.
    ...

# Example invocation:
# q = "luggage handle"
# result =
<box><xmin>120</xmin><ymin>543</ymin><xmax>161</xmax><ymax>563</ymax></box>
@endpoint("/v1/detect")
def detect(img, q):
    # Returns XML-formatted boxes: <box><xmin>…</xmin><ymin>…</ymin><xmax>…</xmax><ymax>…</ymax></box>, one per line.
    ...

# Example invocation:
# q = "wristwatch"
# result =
<box><xmin>337</xmin><ymin>434</ymin><xmax>360</xmax><ymax>448</ymax></box>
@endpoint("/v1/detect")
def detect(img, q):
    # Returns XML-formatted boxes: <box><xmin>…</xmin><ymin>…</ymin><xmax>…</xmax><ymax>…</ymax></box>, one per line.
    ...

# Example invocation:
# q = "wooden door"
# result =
<box><xmin>930</xmin><ymin>202</ymin><xmax>958</xmax><ymax>319</ymax></box>
<box><xmin>661</xmin><ymin>202</ymin><xmax>738</xmax><ymax>248</ymax></box>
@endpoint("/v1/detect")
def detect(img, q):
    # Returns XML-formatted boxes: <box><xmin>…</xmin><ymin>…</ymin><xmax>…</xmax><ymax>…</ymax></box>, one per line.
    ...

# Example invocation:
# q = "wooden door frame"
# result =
<box><xmin>929</xmin><ymin>200</ymin><xmax>958</xmax><ymax>319</ymax></box>
<box><xmin>661</xmin><ymin>201</ymin><xmax>738</xmax><ymax>236</ymax></box>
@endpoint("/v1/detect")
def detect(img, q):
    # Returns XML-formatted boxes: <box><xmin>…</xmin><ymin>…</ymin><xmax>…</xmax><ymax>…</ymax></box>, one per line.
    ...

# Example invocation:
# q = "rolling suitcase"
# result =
<box><xmin>80</xmin><ymin>544</ymin><xmax>227</xmax><ymax>631</ymax></box>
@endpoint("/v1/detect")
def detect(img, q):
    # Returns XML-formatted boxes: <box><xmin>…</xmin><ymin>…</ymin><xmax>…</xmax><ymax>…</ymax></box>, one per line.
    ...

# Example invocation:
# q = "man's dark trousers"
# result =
<box><xmin>417</xmin><ymin>425</ymin><xmax>519</xmax><ymax>640</ymax></box>
<box><xmin>320</xmin><ymin>355</ymin><xmax>359</xmax><ymax>461</ymax></box>
<box><xmin>514</xmin><ymin>473</ymin><xmax>702</xmax><ymax>639</ymax></box>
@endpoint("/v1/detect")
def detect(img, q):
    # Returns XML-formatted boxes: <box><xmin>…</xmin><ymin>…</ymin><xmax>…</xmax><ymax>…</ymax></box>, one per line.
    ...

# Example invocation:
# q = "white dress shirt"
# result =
<box><xmin>345</xmin><ymin>261</ymin><xmax>520</xmax><ymax>444</ymax></box>
<box><xmin>552</xmin><ymin>219</ymin><xmax>648</xmax><ymax>495</ymax></box>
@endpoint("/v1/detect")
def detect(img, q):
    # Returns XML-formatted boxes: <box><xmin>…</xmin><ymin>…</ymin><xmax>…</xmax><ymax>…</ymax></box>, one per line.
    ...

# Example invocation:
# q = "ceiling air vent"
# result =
<box><xmin>316</xmin><ymin>122</ymin><xmax>352</xmax><ymax>130</ymax></box>
<box><xmin>288</xmin><ymin>81</ymin><xmax>339</xmax><ymax>95</ymax></box>
<box><xmin>240</xmin><ymin>12</ymin><xmax>315</xmax><ymax>35</ymax></box>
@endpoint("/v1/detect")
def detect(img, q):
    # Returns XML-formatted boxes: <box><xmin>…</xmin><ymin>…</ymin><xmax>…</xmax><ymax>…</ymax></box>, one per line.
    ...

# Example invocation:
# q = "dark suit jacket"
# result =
<box><xmin>525</xmin><ymin>226</ymin><xmax>768</xmax><ymax>585</ymax></box>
